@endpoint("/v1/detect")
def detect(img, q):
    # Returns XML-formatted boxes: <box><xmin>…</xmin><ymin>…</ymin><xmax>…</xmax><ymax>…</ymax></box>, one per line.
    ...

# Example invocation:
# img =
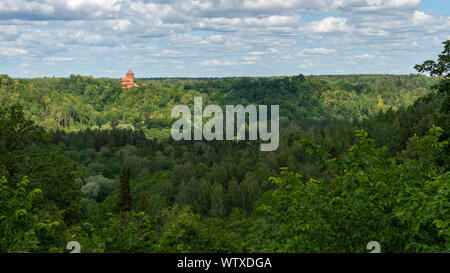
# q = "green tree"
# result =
<box><xmin>0</xmin><ymin>104</ymin><xmax>47</xmax><ymax>180</ymax></box>
<box><xmin>415</xmin><ymin>40</ymin><xmax>450</xmax><ymax>115</ymax></box>
<box><xmin>117</xmin><ymin>166</ymin><xmax>132</xmax><ymax>213</ymax></box>
<box><xmin>210</xmin><ymin>183</ymin><xmax>224</xmax><ymax>217</ymax></box>
<box><xmin>136</xmin><ymin>192</ymin><xmax>151</xmax><ymax>214</ymax></box>
<box><xmin>0</xmin><ymin>176</ymin><xmax>59</xmax><ymax>252</ymax></box>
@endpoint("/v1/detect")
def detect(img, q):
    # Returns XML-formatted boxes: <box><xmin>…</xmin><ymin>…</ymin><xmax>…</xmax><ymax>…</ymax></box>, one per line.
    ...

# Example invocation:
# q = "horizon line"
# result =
<box><xmin>1</xmin><ymin>73</ymin><xmax>430</xmax><ymax>79</ymax></box>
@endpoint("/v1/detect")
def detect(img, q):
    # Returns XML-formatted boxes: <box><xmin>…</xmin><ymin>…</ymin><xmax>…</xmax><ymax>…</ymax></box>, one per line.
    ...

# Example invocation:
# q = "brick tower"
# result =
<box><xmin>121</xmin><ymin>69</ymin><xmax>138</xmax><ymax>88</ymax></box>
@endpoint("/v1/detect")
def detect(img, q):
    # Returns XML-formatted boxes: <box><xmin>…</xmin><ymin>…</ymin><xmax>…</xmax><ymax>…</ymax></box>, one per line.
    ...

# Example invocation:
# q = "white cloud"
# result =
<box><xmin>0</xmin><ymin>0</ymin><xmax>448</xmax><ymax>76</ymax></box>
<box><xmin>0</xmin><ymin>47</ymin><xmax>27</xmax><ymax>56</ymax></box>
<box><xmin>243</xmin><ymin>55</ymin><xmax>261</xmax><ymax>61</ymax></box>
<box><xmin>354</xmin><ymin>53</ymin><xmax>375</xmax><ymax>59</ymax></box>
<box><xmin>299</xmin><ymin>60</ymin><xmax>317</xmax><ymax>69</ymax></box>
<box><xmin>412</xmin><ymin>10</ymin><xmax>435</xmax><ymax>25</ymax></box>
<box><xmin>198</xmin><ymin>59</ymin><xmax>238</xmax><ymax>66</ymax></box>
<box><xmin>307</xmin><ymin>17</ymin><xmax>353</xmax><ymax>33</ymax></box>
<box><xmin>248</xmin><ymin>48</ymin><xmax>279</xmax><ymax>55</ymax></box>
<box><xmin>353</xmin><ymin>0</ymin><xmax>420</xmax><ymax>12</ymax></box>
<box><xmin>44</xmin><ymin>56</ymin><xmax>74</xmax><ymax>61</ymax></box>
<box><xmin>302</xmin><ymin>48</ymin><xmax>336</xmax><ymax>54</ymax></box>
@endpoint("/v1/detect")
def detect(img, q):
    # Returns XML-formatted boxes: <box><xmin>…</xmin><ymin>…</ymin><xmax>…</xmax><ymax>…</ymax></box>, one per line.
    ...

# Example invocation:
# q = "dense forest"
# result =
<box><xmin>0</xmin><ymin>41</ymin><xmax>448</xmax><ymax>253</ymax></box>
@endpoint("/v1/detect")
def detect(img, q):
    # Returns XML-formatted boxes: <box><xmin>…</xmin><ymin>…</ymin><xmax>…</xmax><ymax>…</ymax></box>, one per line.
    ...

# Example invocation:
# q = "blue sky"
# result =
<box><xmin>0</xmin><ymin>0</ymin><xmax>449</xmax><ymax>78</ymax></box>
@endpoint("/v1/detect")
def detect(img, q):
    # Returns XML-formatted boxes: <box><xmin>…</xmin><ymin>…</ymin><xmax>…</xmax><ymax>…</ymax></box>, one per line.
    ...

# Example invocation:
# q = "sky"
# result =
<box><xmin>0</xmin><ymin>0</ymin><xmax>449</xmax><ymax>78</ymax></box>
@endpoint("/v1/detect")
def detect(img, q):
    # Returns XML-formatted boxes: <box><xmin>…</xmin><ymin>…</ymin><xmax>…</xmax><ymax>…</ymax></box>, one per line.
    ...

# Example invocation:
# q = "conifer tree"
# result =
<box><xmin>117</xmin><ymin>166</ymin><xmax>132</xmax><ymax>213</ymax></box>
<box><xmin>136</xmin><ymin>192</ymin><xmax>150</xmax><ymax>213</ymax></box>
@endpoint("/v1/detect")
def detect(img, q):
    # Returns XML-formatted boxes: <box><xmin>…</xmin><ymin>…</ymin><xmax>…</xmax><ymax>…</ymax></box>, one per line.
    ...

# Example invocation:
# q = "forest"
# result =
<box><xmin>0</xmin><ymin>41</ymin><xmax>448</xmax><ymax>253</ymax></box>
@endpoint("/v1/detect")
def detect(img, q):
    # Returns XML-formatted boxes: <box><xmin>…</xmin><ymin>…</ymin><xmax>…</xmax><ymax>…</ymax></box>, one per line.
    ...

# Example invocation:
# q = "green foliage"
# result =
<box><xmin>136</xmin><ymin>192</ymin><xmax>151</xmax><ymax>214</ymax></box>
<box><xmin>0</xmin><ymin>74</ymin><xmax>436</xmax><ymax>136</ymax></box>
<box><xmin>0</xmin><ymin>103</ymin><xmax>80</xmax><ymax>252</ymax></box>
<box><xmin>256</xmin><ymin>128</ymin><xmax>449</xmax><ymax>252</ymax></box>
<box><xmin>68</xmin><ymin>211</ymin><xmax>155</xmax><ymax>253</ymax></box>
<box><xmin>100</xmin><ymin>211</ymin><xmax>155</xmax><ymax>252</ymax></box>
<box><xmin>117</xmin><ymin>166</ymin><xmax>132</xmax><ymax>213</ymax></box>
<box><xmin>0</xmin><ymin>176</ymin><xmax>59</xmax><ymax>252</ymax></box>
<box><xmin>155</xmin><ymin>206</ymin><xmax>240</xmax><ymax>253</ymax></box>
<box><xmin>415</xmin><ymin>40</ymin><xmax>450</xmax><ymax>115</ymax></box>
<box><xmin>80</xmin><ymin>175</ymin><xmax>117</xmax><ymax>202</ymax></box>
<box><xmin>0</xmin><ymin>103</ymin><xmax>48</xmax><ymax>181</ymax></box>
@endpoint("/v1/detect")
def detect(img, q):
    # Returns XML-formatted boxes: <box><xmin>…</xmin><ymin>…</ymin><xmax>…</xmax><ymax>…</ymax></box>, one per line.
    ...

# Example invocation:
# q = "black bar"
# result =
<box><xmin>1</xmin><ymin>253</ymin><xmax>447</xmax><ymax>272</ymax></box>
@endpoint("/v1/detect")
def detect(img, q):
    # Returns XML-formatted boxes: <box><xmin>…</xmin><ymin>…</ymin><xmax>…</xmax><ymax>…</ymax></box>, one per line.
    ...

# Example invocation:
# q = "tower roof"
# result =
<box><xmin>121</xmin><ymin>69</ymin><xmax>138</xmax><ymax>88</ymax></box>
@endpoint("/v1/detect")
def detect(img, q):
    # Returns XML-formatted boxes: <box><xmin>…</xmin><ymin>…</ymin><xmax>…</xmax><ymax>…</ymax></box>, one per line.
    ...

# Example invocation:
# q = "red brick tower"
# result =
<box><xmin>121</xmin><ymin>69</ymin><xmax>138</xmax><ymax>88</ymax></box>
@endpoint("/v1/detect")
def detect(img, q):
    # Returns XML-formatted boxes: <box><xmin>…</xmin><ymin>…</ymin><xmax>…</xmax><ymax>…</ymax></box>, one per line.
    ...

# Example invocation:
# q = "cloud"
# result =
<box><xmin>0</xmin><ymin>47</ymin><xmax>28</xmax><ymax>56</ymax></box>
<box><xmin>354</xmin><ymin>53</ymin><xmax>375</xmax><ymax>59</ymax></box>
<box><xmin>198</xmin><ymin>59</ymin><xmax>238</xmax><ymax>66</ymax></box>
<box><xmin>307</xmin><ymin>17</ymin><xmax>353</xmax><ymax>33</ymax></box>
<box><xmin>301</xmin><ymin>48</ymin><xmax>336</xmax><ymax>54</ymax></box>
<box><xmin>352</xmin><ymin>0</ymin><xmax>420</xmax><ymax>12</ymax></box>
<box><xmin>0</xmin><ymin>0</ymin><xmax>448</xmax><ymax>77</ymax></box>
<box><xmin>249</xmin><ymin>48</ymin><xmax>278</xmax><ymax>55</ymax></box>
<box><xmin>411</xmin><ymin>10</ymin><xmax>435</xmax><ymax>25</ymax></box>
<box><xmin>44</xmin><ymin>56</ymin><xmax>74</xmax><ymax>61</ymax></box>
<box><xmin>299</xmin><ymin>60</ymin><xmax>317</xmax><ymax>69</ymax></box>
<box><xmin>0</xmin><ymin>0</ymin><xmax>121</xmax><ymax>20</ymax></box>
<box><xmin>243</xmin><ymin>56</ymin><xmax>261</xmax><ymax>61</ymax></box>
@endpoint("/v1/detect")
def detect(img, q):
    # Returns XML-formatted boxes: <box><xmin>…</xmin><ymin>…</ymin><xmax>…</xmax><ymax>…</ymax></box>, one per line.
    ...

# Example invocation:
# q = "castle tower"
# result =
<box><xmin>121</xmin><ymin>69</ymin><xmax>138</xmax><ymax>88</ymax></box>
<box><xmin>126</xmin><ymin>69</ymin><xmax>134</xmax><ymax>81</ymax></box>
